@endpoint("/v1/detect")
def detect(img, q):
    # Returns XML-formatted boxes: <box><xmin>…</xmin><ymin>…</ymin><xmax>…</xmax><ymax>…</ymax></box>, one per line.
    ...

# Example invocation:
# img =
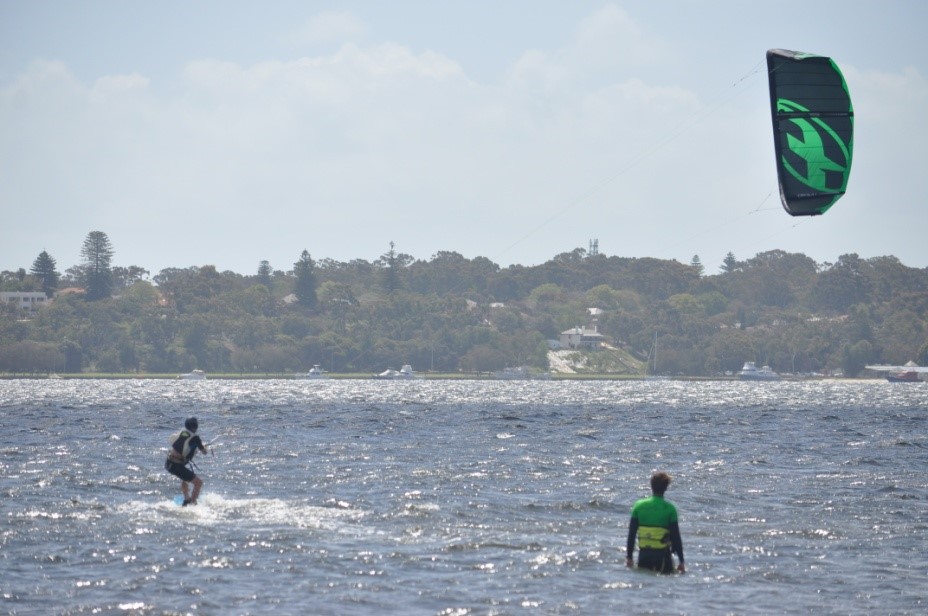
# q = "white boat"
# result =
<box><xmin>374</xmin><ymin>364</ymin><xmax>422</xmax><ymax>380</ymax></box>
<box><xmin>739</xmin><ymin>362</ymin><xmax>779</xmax><ymax>381</ymax></box>
<box><xmin>296</xmin><ymin>365</ymin><xmax>329</xmax><ymax>379</ymax></box>
<box><xmin>178</xmin><ymin>369</ymin><xmax>206</xmax><ymax>380</ymax></box>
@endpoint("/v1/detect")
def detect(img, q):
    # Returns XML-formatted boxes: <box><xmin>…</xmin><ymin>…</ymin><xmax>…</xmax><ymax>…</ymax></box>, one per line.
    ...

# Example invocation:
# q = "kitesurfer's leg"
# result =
<box><xmin>189</xmin><ymin>476</ymin><xmax>203</xmax><ymax>505</ymax></box>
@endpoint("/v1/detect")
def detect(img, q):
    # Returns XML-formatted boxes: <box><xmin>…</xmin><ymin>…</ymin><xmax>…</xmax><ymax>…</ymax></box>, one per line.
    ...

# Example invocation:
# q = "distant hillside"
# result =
<box><xmin>2</xmin><ymin>248</ymin><xmax>927</xmax><ymax>376</ymax></box>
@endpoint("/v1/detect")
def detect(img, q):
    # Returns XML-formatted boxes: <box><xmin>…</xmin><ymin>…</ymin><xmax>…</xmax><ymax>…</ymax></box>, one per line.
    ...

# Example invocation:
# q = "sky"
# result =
<box><xmin>2</xmin><ymin>1</ymin><xmax>926</xmax><ymax>278</ymax></box>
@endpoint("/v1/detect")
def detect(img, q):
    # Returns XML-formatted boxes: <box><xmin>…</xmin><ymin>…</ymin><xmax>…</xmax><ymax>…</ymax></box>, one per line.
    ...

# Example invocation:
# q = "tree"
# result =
<box><xmin>841</xmin><ymin>339</ymin><xmax>874</xmax><ymax>377</ymax></box>
<box><xmin>720</xmin><ymin>252</ymin><xmax>739</xmax><ymax>274</ymax></box>
<box><xmin>3</xmin><ymin>241</ymin><xmax>926</xmax><ymax>377</ymax></box>
<box><xmin>811</xmin><ymin>253</ymin><xmax>870</xmax><ymax>312</ymax></box>
<box><xmin>690</xmin><ymin>255</ymin><xmax>704</xmax><ymax>277</ymax></box>
<box><xmin>257</xmin><ymin>260</ymin><xmax>272</xmax><ymax>288</ymax></box>
<box><xmin>80</xmin><ymin>231</ymin><xmax>115</xmax><ymax>300</ymax></box>
<box><xmin>378</xmin><ymin>241</ymin><xmax>413</xmax><ymax>294</ymax></box>
<box><xmin>0</xmin><ymin>341</ymin><xmax>64</xmax><ymax>373</ymax></box>
<box><xmin>111</xmin><ymin>265</ymin><xmax>149</xmax><ymax>290</ymax></box>
<box><xmin>293</xmin><ymin>250</ymin><xmax>318</xmax><ymax>308</ymax></box>
<box><xmin>30</xmin><ymin>251</ymin><xmax>60</xmax><ymax>297</ymax></box>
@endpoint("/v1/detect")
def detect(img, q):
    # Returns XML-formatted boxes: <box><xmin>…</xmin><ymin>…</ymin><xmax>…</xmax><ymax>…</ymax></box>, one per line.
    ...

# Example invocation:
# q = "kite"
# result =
<box><xmin>766</xmin><ymin>49</ymin><xmax>854</xmax><ymax>216</ymax></box>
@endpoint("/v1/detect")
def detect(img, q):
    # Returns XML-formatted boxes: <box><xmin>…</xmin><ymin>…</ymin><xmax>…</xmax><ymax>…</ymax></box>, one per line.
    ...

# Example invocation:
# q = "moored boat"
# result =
<box><xmin>865</xmin><ymin>361</ymin><xmax>928</xmax><ymax>382</ymax></box>
<box><xmin>374</xmin><ymin>365</ymin><xmax>422</xmax><ymax>380</ymax></box>
<box><xmin>739</xmin><ymin>362</ymin><xmax>779</xmax><ymax>381</ymax></box>
<box><xmin>886</xmin><ymin>371</ymin><xmax>920</xmax><ymax>383</ymax></box>
<box><xmin>296</xmin><ymin>365</ymin><xmax>328</xmax><ymax>379</ymax></box>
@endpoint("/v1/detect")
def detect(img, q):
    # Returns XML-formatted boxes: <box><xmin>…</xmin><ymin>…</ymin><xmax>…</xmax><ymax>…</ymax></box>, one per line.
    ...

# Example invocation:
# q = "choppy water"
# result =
<box><xmin>1</xmin><ymin>378</ymin><xmax>926</xmax><ymax>615</ymax></box>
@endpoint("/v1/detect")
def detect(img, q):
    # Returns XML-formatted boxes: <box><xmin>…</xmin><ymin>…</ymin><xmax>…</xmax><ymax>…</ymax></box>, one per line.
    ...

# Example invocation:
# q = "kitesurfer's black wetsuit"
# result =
<box><xmin>164</xmin><ymin>430</ymin><xmax>203</xmax><ymax>482</ymax></box>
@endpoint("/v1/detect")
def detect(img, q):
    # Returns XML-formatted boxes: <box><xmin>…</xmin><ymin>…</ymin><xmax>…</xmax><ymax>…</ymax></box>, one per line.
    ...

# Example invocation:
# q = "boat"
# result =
<box><xmin>492</xmin><ymin>366</ymin><xmax>551</xmax><ymax>380</ymax></box>
<box><xmin>645</xmin><ymin>332</ymin><xmax>660</xmax><ymax>377</ymax></box>
<box><xmin>644</xmin><ymin>333</ymin><xmax>670</xmax><ymax>380</ymax></box>
<box><xmin>178</xmin><ymin>369</ymin><xmax>206</xmax><ymax>380</ymax></box>
<box><xmin>374</xmin><ymin>364</ymin><xmax>422</xmax><ymax>380</ymax></box>
<box><xmin>887</xmin><ymin>371</ymin><xmax>920</xmax><ymax>383</ymax></box>
<box><xmin>739</xmin><ymin>362</ymin><xmax>779</xmax><ymax>381</ymax></box>
<box><xmin>296</xmin><ymin>365</ymin><xmax>329</xmax><ymax>379</ymax></box>
<box><xmin>865</xmin><ymin>361</ymin><xmax>928</xmax><ymax>382</ymax></box>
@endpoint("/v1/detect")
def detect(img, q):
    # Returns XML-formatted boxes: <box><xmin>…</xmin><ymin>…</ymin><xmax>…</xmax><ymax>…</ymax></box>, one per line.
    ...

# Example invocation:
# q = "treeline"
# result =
<box><xmin>2</xmin><ymin>234</ymin><xmax>927</xmax><ymax>376</ymax></box>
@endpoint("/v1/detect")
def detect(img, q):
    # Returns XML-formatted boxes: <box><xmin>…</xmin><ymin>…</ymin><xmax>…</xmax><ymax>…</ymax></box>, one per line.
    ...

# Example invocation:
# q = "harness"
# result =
<box><xmin>168</xmin><ymin>430</ymin><xmax>197</xmax><ymax>464</ymax></box>
<box><xmin>637</xmin><ymin>525</ymin><xmax>671</xmax><ymax>550</ymax></box>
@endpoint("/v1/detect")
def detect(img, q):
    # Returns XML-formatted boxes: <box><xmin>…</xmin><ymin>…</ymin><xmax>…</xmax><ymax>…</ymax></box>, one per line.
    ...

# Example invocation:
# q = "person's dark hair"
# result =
<box><xmin>185</xmin><ymin>417</ymin><xmax>199</xmax><ymax>432</ymax></box>
<box><xmin>650</xmin><ymin>471</ymin><xmax>672</xmax><ymax>496</ymax></box>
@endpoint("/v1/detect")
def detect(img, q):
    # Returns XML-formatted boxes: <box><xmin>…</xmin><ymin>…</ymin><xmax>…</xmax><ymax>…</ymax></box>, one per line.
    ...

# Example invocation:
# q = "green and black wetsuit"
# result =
<box><xmin>626</xmin><ymin>495</ymin><xmax>684</xmax><ymax>573</ymax></box>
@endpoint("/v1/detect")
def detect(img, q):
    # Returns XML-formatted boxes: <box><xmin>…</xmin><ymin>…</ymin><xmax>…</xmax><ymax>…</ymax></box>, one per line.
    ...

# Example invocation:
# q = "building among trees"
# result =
<box><xmin>0</xmin><ymin>291</ymin><xmax>52</xmax><ymax>316</ymax></box>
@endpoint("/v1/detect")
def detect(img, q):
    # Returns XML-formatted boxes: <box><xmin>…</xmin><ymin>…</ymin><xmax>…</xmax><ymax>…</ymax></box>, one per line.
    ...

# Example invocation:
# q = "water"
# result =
<box><xmin>1</xmin><ymin>378</ymin><xmax>926</xmax><ymax>615</ymax></box>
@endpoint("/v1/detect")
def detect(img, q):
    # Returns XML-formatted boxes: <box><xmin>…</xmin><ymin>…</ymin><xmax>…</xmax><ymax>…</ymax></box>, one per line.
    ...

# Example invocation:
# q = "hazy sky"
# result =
<box><xmin>2</xmin><ymin>1</ymin><xmax>926</xmax><ymax>277</ymax></box>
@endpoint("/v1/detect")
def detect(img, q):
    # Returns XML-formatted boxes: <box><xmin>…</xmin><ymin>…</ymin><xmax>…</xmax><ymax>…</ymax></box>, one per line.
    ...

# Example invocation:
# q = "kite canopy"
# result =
<box><xmin>766</xmin><ymin>49</ymin><xmax>854</xmax><ymax>216</ymax></box>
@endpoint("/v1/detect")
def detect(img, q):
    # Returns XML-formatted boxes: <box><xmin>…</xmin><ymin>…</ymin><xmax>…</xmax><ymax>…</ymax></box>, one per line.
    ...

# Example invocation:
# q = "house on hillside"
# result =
<box><xmin>0</xmin><ymin>291</ymin><xmax>52</xmax><ymax>315</ymax></box>
<box><xmin>559</xmin><ymin>326</ymin><xmax>606</xmax><ymax>350</ymax></box>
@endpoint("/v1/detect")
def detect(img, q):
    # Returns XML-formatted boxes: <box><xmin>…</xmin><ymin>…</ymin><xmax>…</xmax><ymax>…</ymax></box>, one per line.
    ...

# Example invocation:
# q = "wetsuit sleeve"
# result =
<box><xmin>668</xmin><ymin>521</ymin><xmax>684</xmax><ymax>563</ymax></box>
<box><xmin>186</xmin><ymin>435</ymin><xmax>204</xmax><ymax>461</ymax></box>
<box><xmin>626</xmin><ymin>517</ymin><xmax>639</xmax><ymax>557</ymax></box>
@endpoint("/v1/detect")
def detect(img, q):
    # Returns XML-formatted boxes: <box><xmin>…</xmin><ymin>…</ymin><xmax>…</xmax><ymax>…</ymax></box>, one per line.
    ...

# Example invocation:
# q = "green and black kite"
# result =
<box><xmin>766</xmin><ymin>49</ymin><xmax>854</xmax><ymax>216</ymax></box>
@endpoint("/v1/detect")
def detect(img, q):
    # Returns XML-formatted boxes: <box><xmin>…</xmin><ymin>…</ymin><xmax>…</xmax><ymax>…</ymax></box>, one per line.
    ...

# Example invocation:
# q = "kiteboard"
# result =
<box><xmin>173</xmin><ymin>495</ymin><xmax>186</xmax><ymax>506</ymax></box>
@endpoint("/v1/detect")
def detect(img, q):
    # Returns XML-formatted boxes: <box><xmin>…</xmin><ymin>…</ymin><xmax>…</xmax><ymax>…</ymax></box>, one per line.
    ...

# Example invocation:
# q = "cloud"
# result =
<box><xmin>91</xmin><ymin>73</ymin><xmax>150</xmax><ymax>97</ymax></box>
<box><xmin>286</xmin><ymin>11</ymin><xmax>367</xmax><ymax>47</ymax></box>
<box><xmin>568</xmin><ymin>4</ymin><xmax>671</xmax><ymax>72</ymax></box>
<box><xmin>508</xmin><ymin>4</ymin><xmax>672</xmax><ymax>92</ymax></box>
<box><xmin>0</xmin><ymin>10</ymin><xmax>711</xmax><ymax>272</ymax></box>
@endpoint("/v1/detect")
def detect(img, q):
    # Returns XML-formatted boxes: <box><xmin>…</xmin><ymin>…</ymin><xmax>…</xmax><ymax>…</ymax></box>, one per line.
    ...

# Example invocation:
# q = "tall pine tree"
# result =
<box><xmin>30</xmin><ymin>250</ymin><xmax>60</xmax><ymax>297</ymax></box>
<box><xmin>690</xmin><ymin>254</ymin><xmax>704</xmax><ymax>277</ymax></box>
<box><xmin>379</xmin><ymin>241</ymin><xmax>400</xmax><ymax>294</ymax></box>
<box><xmin>720</xmin><ymin>252</ymin><xmax>739</xmax><ymax>274</ymax></box>
<box><xmin>257</xmin><ymin>260</ymin><xmax>272</xmax><ymax>288</ymax></box>
<box><xmin>80</xmin><ymin>231</ymin><xmax>114</xmax><ymax>300</ymax></box>
<box><xmin>293</xmin><ymin>250</ymin><xmax>317</xmax><ymax>308</ymax></box>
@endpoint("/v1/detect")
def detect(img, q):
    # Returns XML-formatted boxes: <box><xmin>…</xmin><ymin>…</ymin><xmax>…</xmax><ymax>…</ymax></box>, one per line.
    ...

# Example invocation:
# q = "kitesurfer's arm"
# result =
<box><xmin>669</xmin><ymin>520</ymin><xmax>685</xmax><ymax>572</ymax></box>
<box><xmin>185</xmin><ymin>435</ymin><xmax>207</xmax><ymax>460</ymax></box>
<box><xmin>626</xmin><ymin>517</ymin><xmax>638</xmax><ymax>567</ymax></box>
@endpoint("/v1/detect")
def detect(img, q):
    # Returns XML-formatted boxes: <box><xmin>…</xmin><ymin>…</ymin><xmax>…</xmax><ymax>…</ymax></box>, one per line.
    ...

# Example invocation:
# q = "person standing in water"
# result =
<box><xmin>626</xmin><ymin>471</ymin><xmax>685</xmax><ymax>574</ymax></box>
<box><xmin>164</xmin><ymin>417</ymin><xmax>209</xmax><ymax>506</ymax></box>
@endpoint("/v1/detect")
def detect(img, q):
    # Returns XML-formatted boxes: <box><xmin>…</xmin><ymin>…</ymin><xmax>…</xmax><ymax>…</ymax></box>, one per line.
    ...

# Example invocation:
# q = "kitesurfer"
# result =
<box><xmin>626</xmin><ymin>471</ymin><xmax>685</xmax><ymax>574</ymax></box>
<box><xmin>164</xmin><ymin>417</ymin><xmax>209</xmax><ymax>506</ymax></box>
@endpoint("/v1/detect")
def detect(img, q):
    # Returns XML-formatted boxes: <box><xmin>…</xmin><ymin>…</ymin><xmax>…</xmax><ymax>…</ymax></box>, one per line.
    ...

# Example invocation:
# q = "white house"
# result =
<box><xmin>559</xmin><ymin>326</ymin><xmax>606</xmax><ymax>350</ymax></box>
<box><xmin>0</xmin><ymin>291</ymin><xmax>52</xmax><ymax>315</ymax></box>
